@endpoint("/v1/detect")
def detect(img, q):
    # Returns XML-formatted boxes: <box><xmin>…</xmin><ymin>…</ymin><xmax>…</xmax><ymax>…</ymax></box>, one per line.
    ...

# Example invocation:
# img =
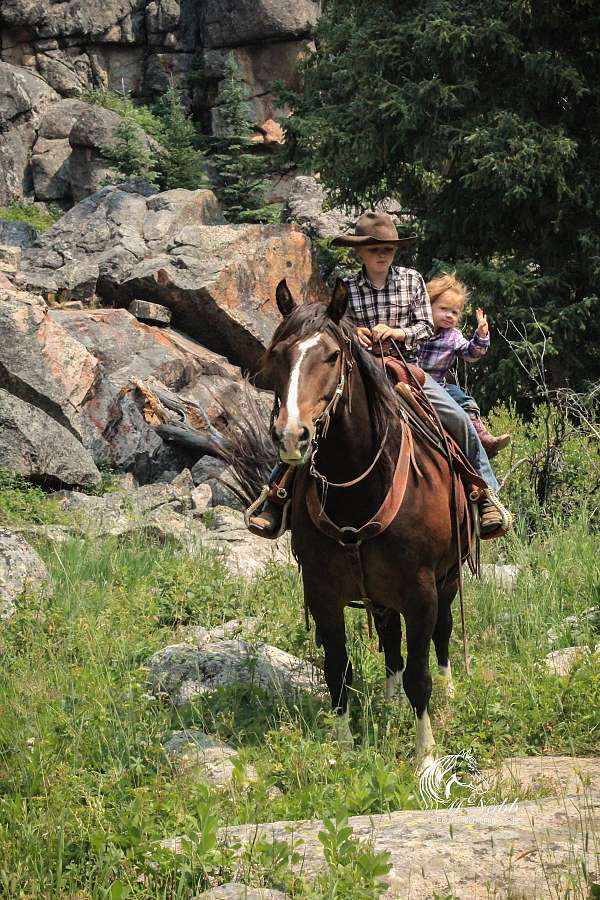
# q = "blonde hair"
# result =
<box><xmin>426</xmin><ymin>272</ymin><xmax>469</xmax><ymax>308</ymax></box>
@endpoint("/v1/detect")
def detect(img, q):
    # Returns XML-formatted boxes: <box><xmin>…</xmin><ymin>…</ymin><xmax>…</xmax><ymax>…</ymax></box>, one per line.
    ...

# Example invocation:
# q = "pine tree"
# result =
<box><xmin>210</xmin><ymin>54</ymin><xmax>273</xmax><ymax>223</ymax></box>
<box><xmin>155</xmin><ymin>80</ymin><xmax>209</xmax><ymax>191</ymax></box>
<box><xmin>285</xmin><ymin>0</ymin><xmax>600</xmax><ymax>407</ymax></box>
<box><xmin>103</xmin><ymin>118</ymin><xmax>160</xmax><ymax>186</ymax></box>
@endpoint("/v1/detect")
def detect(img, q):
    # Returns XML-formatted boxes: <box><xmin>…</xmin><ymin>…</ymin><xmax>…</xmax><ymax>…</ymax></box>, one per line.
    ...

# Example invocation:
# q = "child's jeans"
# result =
<box><xmin>444</xmin><ymin>383</ymin><xmax>480</xmax><ymax>418</ymax></box>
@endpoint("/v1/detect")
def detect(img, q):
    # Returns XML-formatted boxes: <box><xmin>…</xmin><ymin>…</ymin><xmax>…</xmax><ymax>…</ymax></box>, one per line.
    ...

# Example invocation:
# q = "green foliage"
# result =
<box><xmin>0</xmin><ymin>469</ymin><xmax>72</xmax><ymax>527</ymax></box>
<box><xmin>81</xmin><ymin>88</ymin><xmax>164</xmax><ymax>140</ymax></box>
<box><xmin>209</xmin><ymin>53</ymin><xmax>273</xmax><ymax>223</ymax></box>
<box><xmin>284</xmin><ymin>0</ymin><xmax>600</xmax><ymax>406</ymax></box>
<box><xmin>102</xmin><ymin>118</ymin><xmax>160</xmax><ymax>186</ymax></box>
<box><xmin>154</xmin><ymin>80</ymin><xmax>209</xmax><ymax>191</ymax></box>
<box><xmin>310</xmin><ymin>809</ymin><xmax>392</xmax><ymax>898</ymax></box>
<box><xmin>0</xmin><ymin>202</ymin><xmax>59</xmax><ymax>232</ymax></box>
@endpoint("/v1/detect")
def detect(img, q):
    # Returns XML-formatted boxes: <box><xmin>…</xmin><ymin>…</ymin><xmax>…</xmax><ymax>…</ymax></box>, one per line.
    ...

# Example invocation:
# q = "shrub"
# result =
<box><xmin>154</xmin><ymin>80</ymin><xmax>209</xmax><ymax>191</ymax></box>
<box><xmin>0</xmin><ymin>202</ymin><xmax>60</xmax><ymax>232</ymax></box>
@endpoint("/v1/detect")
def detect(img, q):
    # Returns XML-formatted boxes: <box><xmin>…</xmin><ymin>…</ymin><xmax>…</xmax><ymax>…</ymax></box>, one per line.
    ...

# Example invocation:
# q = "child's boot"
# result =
<box><xmin>471</xmin><ymin>416</ymin><xmax>510</xmax><ymax>458</ymax></box>
<box><xmin>246</xmin><ymin>466</ymin><xmax>293</xmax><ymax>539</ymax></box>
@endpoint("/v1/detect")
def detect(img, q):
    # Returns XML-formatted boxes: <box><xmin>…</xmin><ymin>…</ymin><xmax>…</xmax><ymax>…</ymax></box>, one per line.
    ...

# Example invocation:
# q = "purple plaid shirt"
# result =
<box><xmin>343</xmin><ymin>265</ymin><xmax>434</xmax><ymax>360</ymax></box>
<box><xmin>417</xmin><ymin>327</ymin><xmax>490</xmax><ymax>383</ymax></box>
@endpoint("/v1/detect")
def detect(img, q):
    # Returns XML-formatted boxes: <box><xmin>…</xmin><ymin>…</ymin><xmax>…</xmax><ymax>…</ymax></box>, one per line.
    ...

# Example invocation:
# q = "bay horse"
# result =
<box><xmin>256</xmin><ymin>279</ymin><xmax>467</xmax><ymax>769</ymax></box>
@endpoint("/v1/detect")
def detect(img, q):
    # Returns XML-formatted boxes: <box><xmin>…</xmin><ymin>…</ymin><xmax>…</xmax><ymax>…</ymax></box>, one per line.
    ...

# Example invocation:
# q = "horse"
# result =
<box><xmin>250</xmin><ymin>278</ymin><xmax>468</xmax><ymax>769</ymax></box>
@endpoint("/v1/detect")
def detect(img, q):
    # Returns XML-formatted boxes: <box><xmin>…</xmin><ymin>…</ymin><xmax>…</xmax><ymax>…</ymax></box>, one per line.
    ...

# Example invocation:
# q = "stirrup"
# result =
<box><xmin>244</xmin><ymin>485</ymin><xmax>269</xmax><ymax>528</ymax></box>
<box><xmin>478</xmin><ymin>489</ymin><xmax>513</xmax><ymax>540</ymax></box>
<box><xmin>245</xmin><ymin>487</ymin><xmax>291</xmax><ymax>540</ymax></box>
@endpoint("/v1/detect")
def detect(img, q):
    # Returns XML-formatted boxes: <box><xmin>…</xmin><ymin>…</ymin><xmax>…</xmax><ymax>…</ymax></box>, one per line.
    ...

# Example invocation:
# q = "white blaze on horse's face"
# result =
<box><xmin>273</xmin><ymin>331</ymin><xmax>341</xmax><ymax>464</ymax></box>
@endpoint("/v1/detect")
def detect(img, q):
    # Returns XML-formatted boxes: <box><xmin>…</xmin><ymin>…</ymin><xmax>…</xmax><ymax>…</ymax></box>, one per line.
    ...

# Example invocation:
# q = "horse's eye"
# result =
<box><xmin>325</xmin><ymin>350</ymin><xmax>340</xmax><ymax>365</ymax></box>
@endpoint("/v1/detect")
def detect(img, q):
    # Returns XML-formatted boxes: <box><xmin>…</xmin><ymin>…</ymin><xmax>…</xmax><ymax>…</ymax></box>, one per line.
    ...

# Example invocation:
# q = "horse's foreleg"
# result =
<box><xmin>373</xmin><ymin>605</ymin><xmax>406</xmax><ymax>701</ymax></box>
<box><xmin>403</xmin><ymin>598</ymin><xmax>437</xmax><ymax>772</ymax></box>
<box><xmin>433</xmin><ymin>585</ymin><xmax>456</xmax><ymax>698</ymax></box>
<box><xmin>318</xmin><ymin>615</ymin><xmax>353</xmax><ymax>745</ymax></box>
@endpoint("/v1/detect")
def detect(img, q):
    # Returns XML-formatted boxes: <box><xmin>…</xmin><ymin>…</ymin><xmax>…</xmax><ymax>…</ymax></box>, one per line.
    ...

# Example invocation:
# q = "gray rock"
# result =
<box><xmin>148</xmin><ymin>638</ymin><xmax>323</xmax><ymax>706</ymax></box>
<box><xmin>30</xmin><ymin>134</ymin><xmax>72</xmax><ymax>200</ymax></box>
<box><xmin>0</xmin><ymin>62</ymin><xmax>60</xmax><ymax>204</ymax></box>
<box><xmin>0</xmin><ymin>387</ymin><xmax>101</xmax><ymax>488</ymax></box>
<box><xmin>0</xmin><ymin>219</ymin><xmax>39</xmax><ymax>248</ymax></box>
<box><xmin>200</xmin><ymin>507</ymin><xmax>291</xmax><ymax>577</ymax></box>
<box><xmin>479</xmin><ymin>564</ymin><xmax>520</xmax><ymax>591</ymax></box>
<box><xmin>190</xmin><ymin>483</ymin><xmax>212</xmax><ymax>515</ymax></box>
<box><xmin>283</xmin><ymin>175</ymin><xmax>354</xmax><ymax>239</ymax></box>
<box><xmin>544</xmin><ymin>645</ymin><xmax>599</xmax><ymax>677</ymax></box>
<box><xmin>0</xmin><ymin>245</ymin><xmax>22</xmax><ymax>268</ymax></box>
<box><xmin>194</xmin><ymin>886</ymin><xmax>288</xmax><ymax>900</ymax></box>
<box><xmin>202</xmin><ymin>0</ymin><xmax>320</xmax><ymax>49</ymax></box>
<box><xmin>164</xmin><ymin>729</ymin><xmax>258</xmax><ymax>787</ymax></box>
<box><xmin>0</xmin><ymin>293</ymin><xmax>100</xmax><ymax>439</ymax></box>
<box><xmin>128</xmin><ymin>298</ymin><xmax>172</xmax><ymax>325</ymax></box>
<box><xmin>192</xmin><ymin>458</ymin><xmax>244</xmax><ymax>511</ymax></box>
<box><xmin>0</xmin><ymin>528</ymin><xmax>52</xmax><ymax>621</ymax></box>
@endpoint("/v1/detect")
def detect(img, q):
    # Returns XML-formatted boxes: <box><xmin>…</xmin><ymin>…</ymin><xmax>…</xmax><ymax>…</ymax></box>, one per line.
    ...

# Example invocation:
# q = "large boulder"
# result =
<box><xmin>0</xmin><ymin>219</ymin><xmax>39</xmax><ymax>248</ymax></box>
<box><xmin>30</xmin><ymin>98</ymin><xmax>88</xmax><ymax>201</ymax></box>
<box><xmin>0</xmin><ymin>388</ymin><xmax>101</xmax><ymax>488</ymax></box>
<box><xmin>21</xmin><ymin>183</ymin><xmax>325</xmax><ymax>372</ymax></box>
<box><xmin>0</xmin><ymin>528</ymin><xmax>52</xmax><ymax>621</ymax></box>
<box><xmin>0</xmin><ymin>293</ymin><xmax>100</xmax><ymax>439</ymax></box>
<box><xmin>201</xmin><ymin>0</ymin><xmax>320</xmax><ymax>48</ymax></box>
<box><xmin>0</xmin><ymin>62</ymin><xmax>60</xmax><ymax>204</ymax></box>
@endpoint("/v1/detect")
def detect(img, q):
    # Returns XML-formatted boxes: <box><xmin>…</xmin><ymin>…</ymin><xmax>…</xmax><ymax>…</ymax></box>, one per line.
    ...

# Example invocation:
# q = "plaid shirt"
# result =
<box><xmin>417</xmin><ymin>327</ymin><xmax>490</xmax><ymax>384</ymax></box>
<box><xmin>343</xmin><ymin>266</ymin><xmax>434</xmax><ymax>361</ymax></box>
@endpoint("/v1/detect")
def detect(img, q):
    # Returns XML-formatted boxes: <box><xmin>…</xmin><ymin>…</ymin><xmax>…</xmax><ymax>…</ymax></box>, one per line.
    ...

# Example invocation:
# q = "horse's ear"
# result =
<box><xmin>326</xmin><ymin>278</ymin><xmax>349</xmax><ymax>324</ymax></box>
<box><xmin>276</xmin><ymin>279</ymin><xmax>296</xmax><ymax>318</ymax></box>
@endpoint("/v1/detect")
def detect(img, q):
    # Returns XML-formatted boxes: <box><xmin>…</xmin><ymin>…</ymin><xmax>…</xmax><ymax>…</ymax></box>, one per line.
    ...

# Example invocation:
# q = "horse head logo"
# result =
<box><xmin>418</xmin><ymin>750</ymin><xmax>481</xmax><ymax>809</ymax></box>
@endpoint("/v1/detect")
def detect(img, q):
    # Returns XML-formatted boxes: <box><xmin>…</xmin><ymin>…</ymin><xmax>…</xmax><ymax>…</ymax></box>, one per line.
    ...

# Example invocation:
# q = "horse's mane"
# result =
<box><xmin>263</xmin><ymin>302</ymin><xmax>402</xmax><ymax>474</ymax></box>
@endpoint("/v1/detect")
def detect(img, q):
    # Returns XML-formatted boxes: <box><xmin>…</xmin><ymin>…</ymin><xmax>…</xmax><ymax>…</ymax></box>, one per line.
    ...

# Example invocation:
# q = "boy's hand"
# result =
<box><xmin>371</xmin><ymin>323</ymin><xmax>406</xmax><ymax>343</ymax></box>
<box><xmin>355</xmin><ymin>326</ymin><xmax>373</xmax><ymax>349</ymax></box>
<box><xmin>476</xmin><ymin>308</ymin><xmax>489</xmax><ymax>337</ymax></box>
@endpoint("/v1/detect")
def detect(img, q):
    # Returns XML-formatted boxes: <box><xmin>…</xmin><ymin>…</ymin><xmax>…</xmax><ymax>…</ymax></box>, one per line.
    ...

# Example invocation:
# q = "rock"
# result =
<box><xmin>479</xmin><ymin>564</ymin><xmax>520</xmax><ymax>591</ymax></box>
<box><xmin>0</xmin><ymin>62</ymin><xmax>60</xmax><ymax>204</ymax></box>
<box><xmin>68</xmin><ymin>105</ymin><xmax>159</xmax><ymax>202</ymax></box>
<box><xmin>0</xmin><ymin>387</ymin><xmax>101</xmax><ymax>488</ymax></box>
<box><xmin>148</xmin><ymin>638</ymin><xmax>323</xmax><ymax>706</ymax></box>
<box><xmin>0</xmin><ymin>245</ymin><xmax>22</xmax><ymax>268</ymax></box>
<box><xmin>200</xmin><ymin>507</ymin><xmax>291</xmax><ymax>577</ymax></box>
<box><xmin>0</xmin><ymin>272</ymin><xmax>15</xmax><ymax>291</ymax></box>
<box><xmin>544</xmin><ymin>645</ymin><xmax>598</xmax><ymax>677</ymax></box>
<box><xmin>0</xmin><ymin>219</ymin><xmax>39</xmax><ymax>248</ymax></box>
<box><xmin>128</xmin><ymin>298</ymin><xmax>172</xmax><ymax>325</ymax></box>
<box><xmin>481</xmin><ymin>755</ymin><xmax>600</xmax><ymax>799</ymax></box>
<box><xmin>20</xmin><ymin>182</ymin><xmax>325</xmax><ymax>373</ymax></box>
<box><xmin>30</xmin><ymin>134</ymin><xmax>72</xmax><ymax>201</ymax></box>
<box><xmin>192</xmin><ymin>458</ymin><xmax>244</xmax><ymax>511</ymax></box>
<box><xmin>190</xmin><ymin>483</ymin><xmax>212</xmax><ymax>515</ymax></box>
<box><xmin>180</xmin><ymin>618</ymin><xmax>261</xmax><ymax>646</ymax></box>
<box><xmin>46</xmin><ymin>306</ymin><xmax>253</xmax><ymax>477</ymax></box>
<box><xmin>202</xmin><ymin>0</ymin><xmax>320</xmax><ymax>49</ymax></box>
<box><xmin>0</xmin><ymin>528</ymin><xmax>52</xmax><ymax>621</ymax></box>
<box><xmin>164</xmin><ymin>729</ymin><xmax>258</xmax><ymax>787</ymax></box>
<box><xmin>194</xmin><ymin>886</ymin><xmax>288</xmax><ymax>900</ymax></box>
<box><xmin>283</xmin><ymin>175</ymin><xmax>353</xmax><ymax>239</ymax></box>
<box><xmin>0</xmin><ymin>293</ymin><xmax>100</xmax><ymax>439</ymax></box>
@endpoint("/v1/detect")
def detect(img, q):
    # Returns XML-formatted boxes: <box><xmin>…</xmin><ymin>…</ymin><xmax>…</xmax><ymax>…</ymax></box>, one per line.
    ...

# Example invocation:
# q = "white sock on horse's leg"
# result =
<box><xmin>385</xmin><ymin>666</ymin><xmax>406</xmax><ymax>701</ymax></box>
<box><xmin>415</xmin><ymin>709</ymin><xmax>436</xmax><ymax>773</ymax></box>
<box><xmin>438</xmin><ymin>661</ymin><xmax>455</xmax><ymax>697</ymax></box>
<box><xmin>333</xmin><ymin>709</ymin><xmax>354</xmax><ymax>746</ymax></box>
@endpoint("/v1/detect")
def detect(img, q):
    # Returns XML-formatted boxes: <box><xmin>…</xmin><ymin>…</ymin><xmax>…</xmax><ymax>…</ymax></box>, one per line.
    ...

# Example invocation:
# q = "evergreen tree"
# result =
<box><xmin>210</xmin><ymin>54</ymin><xmax>273</xmax><ymax>223</ymax></box>
<box><xmin>103</xmin><ymin>118</ymin><xmax>160</xmax><ymax>186</ymax></box>
<box><xmin>285</xmin><ymin>0</ymin><xmax>600</xmax><ymax>407</ymax></box>
<box><xmin>155</xmin><ymin>80</ymin><xmax>209</xmax><ymax>191</ymax></box>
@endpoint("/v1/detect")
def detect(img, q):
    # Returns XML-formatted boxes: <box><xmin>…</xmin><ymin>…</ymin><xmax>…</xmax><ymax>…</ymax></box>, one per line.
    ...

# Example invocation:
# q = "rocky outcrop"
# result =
<box><xmin>164</xmin><ymin>729</ymin><xmax>259</xmax><ymax>787</ymax></box>
<box><xmin>0</xmin><ymin>388</ymin><xmax>101</xmax><ymax>488</ymax></box>
<box><xmin>0</xmin><ymin>2</ymin><xmax>322</xmax><ymax>205</ymax></box>
<box><xmin>21</xmin><ymin>183</ymin><xmax>324</xmax><ymax>373</ymax></box>
<box><xmin>0</xmin><ymin>61</ymin><xmax>59</xmax><ymax>204</ymax></box>
<box><xmin>148</xmin><ymin>636</ymin><xmax>323</xmax><ymax>706</ymax></box>
<box><xmin>0</xmin><ymin>528</ymin><xmax>52</xmax><ymax>621</ymax></box>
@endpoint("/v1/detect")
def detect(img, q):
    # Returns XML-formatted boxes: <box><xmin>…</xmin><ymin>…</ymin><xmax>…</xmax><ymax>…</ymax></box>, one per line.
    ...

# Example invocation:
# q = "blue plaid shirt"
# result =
<box><xmin>343</xmin><ymin>266</ymin><xmax>434</xmax><ymax>361</ymax></box>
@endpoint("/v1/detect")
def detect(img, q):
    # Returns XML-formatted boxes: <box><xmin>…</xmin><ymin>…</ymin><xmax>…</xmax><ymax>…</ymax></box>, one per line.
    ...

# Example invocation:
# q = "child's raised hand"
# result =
<box><xmin>476</xmin><ymin>308</ymin><xmax>489</xmax><ymax>337</ymax></box>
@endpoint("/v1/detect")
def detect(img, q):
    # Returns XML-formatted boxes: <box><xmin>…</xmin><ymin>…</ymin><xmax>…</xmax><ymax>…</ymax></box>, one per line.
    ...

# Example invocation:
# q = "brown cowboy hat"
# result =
<box><xmin>331</xmin><ymin>211</ymin><xmax>417</xmax><ymax>247</ymax></box>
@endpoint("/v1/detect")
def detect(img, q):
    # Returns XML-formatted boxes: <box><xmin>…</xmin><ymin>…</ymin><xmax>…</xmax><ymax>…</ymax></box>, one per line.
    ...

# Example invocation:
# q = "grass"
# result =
<box><xmin>0</xmin><ymin>201</ymin><xmax>60</xmax><ymax>232</ymax></box>
<box><xmin>0</xmin><ymin>479</ymin><xmax>598</xmax><ymax>896</ymax></box>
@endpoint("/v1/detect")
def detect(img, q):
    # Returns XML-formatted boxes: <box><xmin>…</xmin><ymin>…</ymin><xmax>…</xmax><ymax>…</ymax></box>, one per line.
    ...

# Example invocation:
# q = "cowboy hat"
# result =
<box><xmin>331</xmin><ymin>211</ymin><xmax>416</xmax><ymax>247</ymax></box>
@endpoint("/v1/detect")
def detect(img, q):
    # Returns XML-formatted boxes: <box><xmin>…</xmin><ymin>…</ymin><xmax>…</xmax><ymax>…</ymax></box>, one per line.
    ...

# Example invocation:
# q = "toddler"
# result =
<box><xmin>418</xmin><ymin>273</ymin><xmax>510</xmax><ymax>458</ymax></box>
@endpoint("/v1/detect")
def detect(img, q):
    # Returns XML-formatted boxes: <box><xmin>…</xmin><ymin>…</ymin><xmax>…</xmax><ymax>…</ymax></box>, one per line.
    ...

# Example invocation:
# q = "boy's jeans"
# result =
<box><xmin>421</xmin><ymin>373</ymin><xmax>499</xmax><ymax>493</ymax></box>
<box><xmin>444</xmin><ymin>383</ymin><xmax>480</xmax><ymax>418</ymax></box>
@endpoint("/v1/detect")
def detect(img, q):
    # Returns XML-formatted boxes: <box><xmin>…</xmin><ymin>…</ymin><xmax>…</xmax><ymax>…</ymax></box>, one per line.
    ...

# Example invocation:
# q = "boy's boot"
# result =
<box><xmin>246</xmin><ymin>466</ymin><xmax>294</xmax><ymax>540</ymax></box>
<box><xmin>476</xmin><ymin>490</ymin><xmax>513</xmax><ymax>539</ymax></box>
<box><xmin>471</xmin><ymin>416</ymin><xmax>510</xmax><ymax>458</ymax></box>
